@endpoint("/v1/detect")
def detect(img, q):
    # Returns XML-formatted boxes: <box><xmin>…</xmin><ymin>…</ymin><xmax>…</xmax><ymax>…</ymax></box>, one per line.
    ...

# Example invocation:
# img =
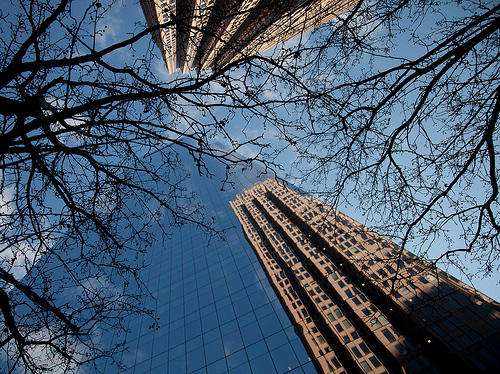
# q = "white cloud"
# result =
<box><xmin>0</xmin><ymin>182</ymin><xmax>54</xmax><ymax>280</ymax></box>
<box><xmin>95</xmin><ymin>2</ymin><xmax>125</xmax><ymax>49</ymax></box>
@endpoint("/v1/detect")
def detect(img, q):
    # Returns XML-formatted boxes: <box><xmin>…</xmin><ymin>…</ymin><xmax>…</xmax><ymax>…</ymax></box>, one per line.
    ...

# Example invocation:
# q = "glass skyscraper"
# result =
<box><xmin>83</xmin><ymin>153</ymin><xmax>316</xmax><ymax>373</ymax></box>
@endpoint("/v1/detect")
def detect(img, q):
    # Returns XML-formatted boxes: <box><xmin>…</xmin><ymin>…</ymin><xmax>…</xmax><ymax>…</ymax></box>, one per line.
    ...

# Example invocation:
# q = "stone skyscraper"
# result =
<box><xmin>140</xmin><ymin>0</ymin><xmax>355</xmax><ymax>74</ymax></box>
<box><xmin>231</xmin><ymin>179</ymin><xmax>500</xmax><ymax>373</ymax></box>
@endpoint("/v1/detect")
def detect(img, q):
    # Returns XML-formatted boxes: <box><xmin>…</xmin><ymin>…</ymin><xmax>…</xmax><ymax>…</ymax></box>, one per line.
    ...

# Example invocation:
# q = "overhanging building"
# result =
<box><xmin>139</xmin><ymin>0</ymin><xmax>355</xmax><ymax>74</ymax></box>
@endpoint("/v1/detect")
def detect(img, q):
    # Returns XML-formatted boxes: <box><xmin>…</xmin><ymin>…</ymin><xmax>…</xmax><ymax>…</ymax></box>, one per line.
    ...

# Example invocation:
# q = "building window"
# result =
<box><xmin>395</xmin><ymin>344</ymin><xmax>407</xmax><ymax>355</ymax></box>
<box><xmin>369</xmin><ymin>356</ymin><xmax>382</xmax><ymax>368</ymax></box>
<box><xmin>419</xmin><ymin>276</ymin><xmax>429</xmax><ymax>284</ymax></box>
<box><xmin>371</xmin><ymin>318</ymin><xmax>382</xmax><ymax>329</ymax></box>
<box><xmin>440</xmin><ymin>319</ymin><xmax>458</xmax><ymax>332</ymax></box>
<box><xmin>352</xmin><ymin>346</ymin><xmax>363</xmax><ymax>358</ymax></box>
<box><xmin>477</xmin><ymin>347</ymin><xmax>498</xmax><ymax>366</ymax></box>
<box><xmin>359</xmin><ymin>342</ymin><xmax>371</xmax><ymax>355</ymax></box>
<box><xmin>331</xmin><ymin>356</ymin><xmax>342</xmax><ymax>369</ymax></box>
<box><xmin>381</xmin><ymin>328</ymin><xmax>396</xmax><ymax>343</ymax></box>
<box><xmin>425</xmin><ymin>274</ymin><xmax>437</xmax><ymax>282</ymax></box>
<box><xmin>431</xmin><ymin>324</ymin><xmax>446</xmax><ymax>337</ymax></box>
<box><xmin>360</xmin><ymin>360</ymin><xmax>373</xmax><ymax>372</ymax></box>
<box><xmin>398</xmin><ymin>286</ymin><xmax>410</xmax><ymax>295</ymax></box>
<box><xmin>466</xmin><ymin>354</ymin><xmax>487</xmax><ymax>370</ymax></box>
<box><xmin>378</xmin><ymin>315</ymin><xmax>389</xmax><ymax>325</ymax></box>
<box><xmin>342</xmin><ymin>320</ymin><xmax>352</xmax><ymax>329</ymax></box>
<box><xmin>459</xmin><ymin>334</ymin><xmax>473</xmax><ymax>346</ymax></box>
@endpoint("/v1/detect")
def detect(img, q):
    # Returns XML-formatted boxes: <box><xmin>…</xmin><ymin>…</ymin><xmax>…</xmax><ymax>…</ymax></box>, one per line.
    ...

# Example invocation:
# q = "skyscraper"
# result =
<box><xmin>230</xmin><ymin>178</ymin><xmax>500</xmax><ymax>373</ymax></box>
<box><xmin>139</xmin><ymin>0</ymin><xmax>355</xmax><ymax>74</ymax></box>
<box><xmin>74</xmin><ymin>154</ymin><xmax>317</xmax><ymax>373</ymax></box>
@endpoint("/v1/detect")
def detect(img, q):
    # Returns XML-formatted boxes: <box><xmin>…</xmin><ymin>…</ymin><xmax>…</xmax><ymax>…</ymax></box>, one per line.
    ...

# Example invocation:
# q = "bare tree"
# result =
<box><xmin>273</xmin><ymin>0</ymin><xmax>500</xmax><ymax>284</ymax></box>
<box><xmin>1</xmin><ymin>0</ymin><xmax>499</xmax><ymax>372</ymax></box>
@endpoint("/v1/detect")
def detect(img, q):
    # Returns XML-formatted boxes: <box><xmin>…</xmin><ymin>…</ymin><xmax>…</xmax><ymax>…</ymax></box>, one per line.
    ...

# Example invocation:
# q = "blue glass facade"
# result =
<box><xmin>84</xmin><ymin>155</ymin><xmax>315</xmax><ymax>373</ymax></box>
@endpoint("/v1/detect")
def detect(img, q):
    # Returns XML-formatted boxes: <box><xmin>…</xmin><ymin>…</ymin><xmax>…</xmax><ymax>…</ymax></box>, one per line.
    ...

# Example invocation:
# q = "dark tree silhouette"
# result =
<box><xmin>0</xmin><ymin>0</ymin><xmax>499</xmax><ymax>372</ymax></box>
<box><xmin>275</xmin><ymin>0</ymin><xmax>500</xmax><ymax>284</ymax></box>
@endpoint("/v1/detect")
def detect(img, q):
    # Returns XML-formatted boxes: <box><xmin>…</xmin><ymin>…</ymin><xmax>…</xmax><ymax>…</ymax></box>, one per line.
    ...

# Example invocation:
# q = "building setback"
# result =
<box><xmin>230</xmin><ymin>179</ymin><xmax>500</xmax><ymax>374</ymax></box>
<box><xmin>139</xmin><ymin>0</ymin><xmax>355</xmax><ymax>74</ymax></box>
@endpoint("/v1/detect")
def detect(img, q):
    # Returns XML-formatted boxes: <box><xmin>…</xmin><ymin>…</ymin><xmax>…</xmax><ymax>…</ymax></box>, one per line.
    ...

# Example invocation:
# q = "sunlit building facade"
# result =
<box><xmin>230</xmin><ymin>179</ymin><xmax>500</xmax><ymax>373</ymax></box>
<box><xmin>139</xmin><ymin>0</ymin><xmax>355</xmax><ymax>74</ymax></box>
